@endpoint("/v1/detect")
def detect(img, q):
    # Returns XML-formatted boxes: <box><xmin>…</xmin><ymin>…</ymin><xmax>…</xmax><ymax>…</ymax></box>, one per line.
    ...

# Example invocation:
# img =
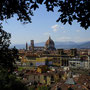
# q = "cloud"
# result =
<box><xmin>76</xmin><ymin>30</ymin><xmax>80</xmax><ymax>32</ymax></box>
<box><xmin>51</xmin><ymin>24</ymin><xmax>65</xmax><ymax>32</ymax></box>
<box><xmin>51</xmin><ymin>24</ymin><xmax>60</xmax><ymax>32</ymax></box>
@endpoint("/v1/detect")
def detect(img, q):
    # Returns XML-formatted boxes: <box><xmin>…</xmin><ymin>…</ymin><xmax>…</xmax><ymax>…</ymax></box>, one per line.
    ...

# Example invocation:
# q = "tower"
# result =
<box><xmin>26</xmin><ymin>42</ymin><xmax>28</xmax><ymax>50</ymax></box>
<box><xmin>31</xmin><ymin>40</ymin><xmax>34</xmax><ymax>51</ymax></box>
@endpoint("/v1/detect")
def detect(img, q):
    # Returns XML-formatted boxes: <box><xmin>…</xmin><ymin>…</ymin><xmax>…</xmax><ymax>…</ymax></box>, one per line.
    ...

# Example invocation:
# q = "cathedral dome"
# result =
<box><xmin>45</xmin><ymin>36</ymin><xmax>54</xmax><ymax>46</ymax></box>
<box><xmin>45</xmin><ymin>36</ymin><xmax>56</xmax><ymax>50</ymax></box>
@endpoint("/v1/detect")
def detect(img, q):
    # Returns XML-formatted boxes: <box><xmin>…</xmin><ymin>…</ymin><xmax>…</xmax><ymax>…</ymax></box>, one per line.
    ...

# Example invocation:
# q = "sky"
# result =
<box><xmin>2</xmin><ymin>5</ymin><xmax>90</xmax><ymax>45</ymax></box>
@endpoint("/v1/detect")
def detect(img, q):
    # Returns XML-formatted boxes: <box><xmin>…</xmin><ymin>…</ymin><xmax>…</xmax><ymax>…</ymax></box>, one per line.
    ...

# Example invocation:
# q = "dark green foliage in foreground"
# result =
<box><xmin>68</xmin><ymin>87</ymin><xmax>74</xmax><ymax>90</ymax></box>
<box><xmin>28</xmin><ymin>85</ymin><xmax>51</xmax><ymax>90</ymax></box>
<box><xmin>0</xmin><ymin>68</ymin><xmax>28</xmax><ymax>90</ymax></box>
<box><xmin>37</xmin><ymin>85</ymin><xmax>51</xmax><ymax>90</ymax></box>
<box><xmin>0</xmin><ymin>27</ymin><xmax>27</xmax><ymax>90</ymax></box>
<box><xmin>0</xmin><ymin>27</ymin><xmax>19</xmax><ymax>73</ymax></box>
<box><xmin>0</xmin><ymin>0</ymin><xmax>90</xmax><ymax>29</ymax></box>
<box><xmin>28</xmin><ymin>86</ymin><xmax>35</xmax><ymax>90</ymax></box>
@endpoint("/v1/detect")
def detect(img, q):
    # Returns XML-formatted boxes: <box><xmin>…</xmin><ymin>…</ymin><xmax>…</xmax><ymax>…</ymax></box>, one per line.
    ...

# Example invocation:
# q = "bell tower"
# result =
<box><xmin>31</xmin><ymin>40</ymin><xmax>34</xmax><ymax>51</ymax></box>
<box><xmin>26</xmin><ymin>42</ymin><xmax>28</xmax><ymax>50</ymax></box>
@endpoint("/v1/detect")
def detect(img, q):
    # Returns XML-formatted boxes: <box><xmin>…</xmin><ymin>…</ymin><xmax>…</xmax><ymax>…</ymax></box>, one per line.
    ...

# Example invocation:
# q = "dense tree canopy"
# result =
<box><xmin>0</xmin><ymin>68</ymin><xmax>28</xmax><ymax>90</ymax></box>
<box><xmin>0</xmin><ymin>26</ymin><xmax>11</xmax><ymax>48</ymax></box>
<box><xmin>0</xmin><ymin>27</ymin><xmax>19</xmax><ymax>73</ymax></box>
<box><xmin>0</xmin><ymin>24</ymin><xmax>19</xmax><ymax>73</ymax></box>
<box><xmin>0</xmin><ymin>0</ymin><xmax>90</xmax><ymax>29</ymax></box>
<box><xmin>0</xmin><ymin>26</ymin><xmax>27</xmax><ymax>90</ymax></box>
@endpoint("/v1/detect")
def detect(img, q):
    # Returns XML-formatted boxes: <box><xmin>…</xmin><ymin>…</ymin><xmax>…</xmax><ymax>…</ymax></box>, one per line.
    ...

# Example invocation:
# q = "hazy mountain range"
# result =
<box><xmin>10</xmin><ymin>41</ymin><xmax>90</xmax><ymax>49</ymax></box>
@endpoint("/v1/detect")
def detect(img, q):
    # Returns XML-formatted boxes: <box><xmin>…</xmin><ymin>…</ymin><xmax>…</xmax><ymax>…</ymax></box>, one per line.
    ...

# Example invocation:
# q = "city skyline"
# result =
<box><xmin>2</xmin><ymin>5</ymin><xmax>90</xmax><ymax>45</ymax></box>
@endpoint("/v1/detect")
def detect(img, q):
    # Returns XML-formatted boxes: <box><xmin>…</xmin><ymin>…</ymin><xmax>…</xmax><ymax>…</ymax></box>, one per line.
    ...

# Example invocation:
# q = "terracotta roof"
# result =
<box><xmin>45</xmin><ymin>36</ymin><xmax>54</xmax><ymax>45</ymax></box>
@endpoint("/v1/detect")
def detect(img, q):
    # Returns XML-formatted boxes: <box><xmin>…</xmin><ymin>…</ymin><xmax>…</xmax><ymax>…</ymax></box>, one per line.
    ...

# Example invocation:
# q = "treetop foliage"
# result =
<box><xmin>0</xmin><ymin>0</ymin><xmax>90</xmax><ymax>29</ymax></box>
<box><xmin>0</xmin><ymin>68</ymin><xmax>28</xmax><ymax>90</ymax></box>
<box><xmin>0</xmin><ymin>28</ymin><xmax>19</xmax><ymax>73</ymax></box>
<box><xmin>0</xmin><ymin>28</ymin><xmax>11</xmax><ymax>49</ymax></box>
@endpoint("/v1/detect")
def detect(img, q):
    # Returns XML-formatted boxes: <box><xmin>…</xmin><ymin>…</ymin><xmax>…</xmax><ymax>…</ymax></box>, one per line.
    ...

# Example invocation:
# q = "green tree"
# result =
<box><xmin>28</xmin><ymin>86</ymin><xmax>35</xmax><ymax>90</ymax></box>
<box><xmin>0</xmin><ymin>26</ymin><xmax>27</xmax><ymax>90</ymax></box>
<box><xmin>0</xmin><ymin>0</ymin><xmax>89</xmax><ymax>29</ymax></box>
<box><xmin>68</xmin><ymin>87</ymin><xmax>73</xmax><ymax>90</ymax></box>
<box><xmin>37</xmin><ymin>85</ymin><xmax>51</xmax><ymax>90</ymax></box>
<box><xmin>0</xmin><ymin>27</ymin><xmax>19</xmax><ymax>73</ymax></box>
<box><xmin>0</xmin><ymin>68</ymin><xmax>28</xmax><ymax>90</ymax></box>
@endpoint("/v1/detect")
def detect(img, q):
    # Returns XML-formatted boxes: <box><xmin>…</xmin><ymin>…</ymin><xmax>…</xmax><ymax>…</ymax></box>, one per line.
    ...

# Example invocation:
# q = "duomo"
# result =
<box><xmin>26</xmin><ymin>36</ymin><xmax>56</xmax><ymax>51</ymax></box>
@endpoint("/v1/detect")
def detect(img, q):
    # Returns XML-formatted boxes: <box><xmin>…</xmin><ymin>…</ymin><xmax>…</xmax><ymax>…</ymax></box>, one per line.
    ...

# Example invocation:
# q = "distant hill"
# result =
<box><xmin>55</xmin><ymin>41</ymin><xmax>90</xmax><ymax>49</ymax></box>
<box><xmin>78</xmin><ymin>41</ymin><xmax>90</xmax><ymax>49</ymax></box>
<box><xmin>55</xmin><ymin>41</ymin><xmax>77</xmax><ymax>49</ymax></box>
<box><xmin>10</xmin><ymin>44</ymin><xmax>25</xmax><ymax>49</ymax></box>
<box><xmin>10</xmin><ymin>41</ymin><xmax>90</xmax><ymax>49</ymax></box>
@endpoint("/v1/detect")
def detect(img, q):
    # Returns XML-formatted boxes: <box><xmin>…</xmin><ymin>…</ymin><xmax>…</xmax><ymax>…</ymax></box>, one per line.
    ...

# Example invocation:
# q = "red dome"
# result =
<box><xmin>45</xmin><ymin>36</ymin><xmax>55</xmax><ymax>46</ymax></box>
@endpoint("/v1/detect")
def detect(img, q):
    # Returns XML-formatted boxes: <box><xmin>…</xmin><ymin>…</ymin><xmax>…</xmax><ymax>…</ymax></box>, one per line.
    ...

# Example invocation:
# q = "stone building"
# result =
<box><xmin>29</xmin><ymin>40</ymin><xmax>44</xmax><ymax>51</ymax></box>
<box><xmin>26</xmin><ymin>42</ymin><xmax>29</xmax><ymax>51</ymax></box>
<box><xmin>26</xmin><ymin>36</ymin><xmax>56</xmax><ymax>51</ymax></box>
<box><xmin>69</xmin><ymin>56</ymin><xmax>90</xmax><ymax>69</ymax></box>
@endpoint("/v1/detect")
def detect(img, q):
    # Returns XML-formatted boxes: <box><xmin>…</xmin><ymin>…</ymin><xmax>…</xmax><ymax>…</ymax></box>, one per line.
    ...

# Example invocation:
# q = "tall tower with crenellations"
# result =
<box><xmin>26</xmin><ymin>42</ymin><xmax>28</xmax><ymax>50</ymax></box>
<box><xmin>31</xmin><ymin>40</ymin><xmax>34</xmax><ymax>51</ymax></box>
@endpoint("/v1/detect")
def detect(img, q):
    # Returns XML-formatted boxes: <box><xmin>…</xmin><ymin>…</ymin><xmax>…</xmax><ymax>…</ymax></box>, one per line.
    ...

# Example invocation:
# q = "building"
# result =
<box><xmin>45</xmin><ymin>36</ymin><xmax>56</xmax><ymax>50</ymax></box>
<box><xmin>20</xmin><ymin>56</ymin><xmax>53</xmax><ymax>67</ymax></box>
<box><xmin>26</xmin><ymin>42</ymin><xmax>29</xmax><ymax>50</ymax></box>
<box><xmin>37</xmin><ymin>65</ymin><xmax>48</xmax><ymax>73</ymax></box>
<box><xmin>69</xmin><ymin>56</ymin><xmax>90</xmax><ymax>69</ymax></box>
<box><xmin>26</xmin><ymin>36</ymin><xmax>56</xmax><ymax>51</ymax></box>
<box><xmin>29</xmin><ymin>40</ymin><xmax>44</xmax><ymax>51</ymax></box>
<box><xmin>23</xmin><ymin>70</ymin><xmax>65</xmax><ymax>86</ymax></box>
